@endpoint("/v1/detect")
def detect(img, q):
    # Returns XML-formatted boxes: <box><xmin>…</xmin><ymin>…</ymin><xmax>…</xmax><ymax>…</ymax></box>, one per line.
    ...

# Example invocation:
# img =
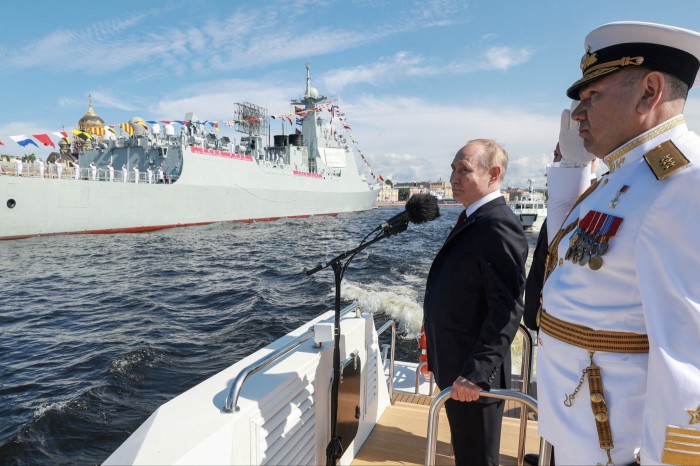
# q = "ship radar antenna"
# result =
<box><xmin>305</xmin><ymin>62</ymin><xmax>311</xmax><ymax>98</ymax></box>
<box><xmin>528</xmin><ymin>178</ymin><xmax>535</xmax><ymax>192</ymax></box>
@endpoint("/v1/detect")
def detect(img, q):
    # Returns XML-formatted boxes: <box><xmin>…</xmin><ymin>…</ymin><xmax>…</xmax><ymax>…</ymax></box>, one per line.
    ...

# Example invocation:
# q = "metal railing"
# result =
<box><xmin>514</xmin><ymin>324</ymin><xmax>534</xmax><ymax>463</ymax></box>
<box><xmin>377</xmin><ymin>319</ymin><xmax>396</xmax><ymax>402</ymax></box>
<box><xmin>414</xmin><ymin>361</ymin><xmax>435</xmax><ymax>396</ymax></box>
<box><xmin>0</xmin><ymin>162</ymin><xmax>179</xmax><ymax>183</ymax></box>
<box><xmin>417</xmin><ymin>324</ymin><xmax>538</xmax><ymax>465</ymax></box>
<box><xmin>222</xmin><ymin>303</ymin><xmax>361</xmax><ymax>413</ymax></box>
<box><xmin>425</xmin><ymin>387</ymin><xmax>552</xmax><ymax>466</ymax></box>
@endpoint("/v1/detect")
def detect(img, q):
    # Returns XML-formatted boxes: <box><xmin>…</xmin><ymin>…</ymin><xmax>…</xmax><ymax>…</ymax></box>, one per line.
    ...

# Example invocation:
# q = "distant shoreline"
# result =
<box><xmin>374</xmin><ymin>200</ymin><xmax>462</xmax><ymax>208</ymax></box>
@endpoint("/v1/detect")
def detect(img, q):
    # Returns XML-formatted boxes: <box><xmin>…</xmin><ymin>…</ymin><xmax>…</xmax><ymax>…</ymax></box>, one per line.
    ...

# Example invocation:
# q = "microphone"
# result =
<box><xmin>380</xmin><ymin>193</ymin><xmax>440</xmax><ymax>230</ymax></box>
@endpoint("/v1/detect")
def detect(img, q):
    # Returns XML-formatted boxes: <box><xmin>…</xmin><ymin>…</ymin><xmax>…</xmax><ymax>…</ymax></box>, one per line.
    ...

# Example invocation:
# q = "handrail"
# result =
<box><xmin>517</xmin><ymin>324</ymin><xmax>533</xmax><ymax>395</ymax></box>
<box><xmin>425</xmin><ymin>387</ymin><xmax>550</xmax><ymax>466</ymax></box>
<box><xmin>377</xmin><ymin>319</ymin><xmax>396</xmax><ymax>403</ymax></box>
<box><xmin>222</xmin><ymin>303</ymin><xmax>361</xmax><ymax>413</ymax></box>
<box><xmin>414</xmin><ymin>361</ymin><xmax>435</xmax><ymax>396</ymax></box>
<box><xmin>515</xmin><ymin>324</ymin><xmax>534</xmax><ymax>463</ymax></box>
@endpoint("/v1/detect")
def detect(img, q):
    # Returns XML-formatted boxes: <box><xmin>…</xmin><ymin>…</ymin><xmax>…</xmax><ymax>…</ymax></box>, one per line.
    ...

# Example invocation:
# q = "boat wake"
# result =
<box><xmin>340</xmin><ymin>279</ymin><xmax>423</xmax><ymax>338</ymax></box>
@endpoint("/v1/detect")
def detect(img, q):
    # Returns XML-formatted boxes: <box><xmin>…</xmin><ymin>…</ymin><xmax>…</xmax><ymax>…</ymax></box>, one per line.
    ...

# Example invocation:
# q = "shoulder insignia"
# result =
<box><xmin>643</xmin><ymin>140</ymin><xmax>690</xmax><ymax>180</ymax></box>
<box><xmin>661</xmin><ymin>425</ymin><xmax>700</xmax><ymax>465</ymax></box>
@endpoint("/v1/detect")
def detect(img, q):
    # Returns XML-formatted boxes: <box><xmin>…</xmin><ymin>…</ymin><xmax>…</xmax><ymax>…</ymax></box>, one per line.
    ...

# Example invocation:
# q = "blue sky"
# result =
<box><xmin>2</xmin><ymin>0</ymin><xmax>700</xmax><ymax>188</ymax></box>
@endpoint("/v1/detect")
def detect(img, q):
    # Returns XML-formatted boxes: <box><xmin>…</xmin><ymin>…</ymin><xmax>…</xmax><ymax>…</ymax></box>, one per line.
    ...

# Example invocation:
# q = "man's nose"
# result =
<box><xmin>571</xmin><ymin>101</ymin><xmax>585</xmax><ymax>121</ymax></box>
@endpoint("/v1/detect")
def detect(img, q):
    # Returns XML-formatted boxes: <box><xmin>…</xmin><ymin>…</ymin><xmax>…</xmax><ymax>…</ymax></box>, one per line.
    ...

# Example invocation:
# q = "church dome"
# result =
<box><xmin>78</xmin><ymin>97</ymin><xmax>104</xmax><ymax>131</ymax></box>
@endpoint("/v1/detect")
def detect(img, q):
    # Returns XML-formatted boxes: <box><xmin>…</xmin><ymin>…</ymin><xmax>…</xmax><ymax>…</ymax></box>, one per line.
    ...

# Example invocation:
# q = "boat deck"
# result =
<box><xmin>352</xmin><ymin>392</ymin><xmax>540</xmax><ymax>466</ymax></box>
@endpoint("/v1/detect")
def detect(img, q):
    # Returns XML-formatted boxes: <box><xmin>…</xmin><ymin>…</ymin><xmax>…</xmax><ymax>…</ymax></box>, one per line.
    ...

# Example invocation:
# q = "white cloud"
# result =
<box><xmin>342</xmin><ymin>94</ymin><xmax>558</xmax><ymax>188</ymax></box>
<box><xmin>322</xmin><ymin>52</ymin><xmax>429</xmax><ymax>91</ymax></box>
<box><xmin>482</xmin><ymin>46</ymin><xmax>533</xmax><ymax>71</ymax></box>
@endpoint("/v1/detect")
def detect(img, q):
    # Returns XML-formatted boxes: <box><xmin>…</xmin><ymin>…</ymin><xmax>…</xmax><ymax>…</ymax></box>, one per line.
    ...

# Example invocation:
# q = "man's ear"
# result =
<box><xmin>489</xmin><ymin>165</ymin><xmax>502</xmax><ymax>184</ymax></box>
<box><xmin>637</xmin><ymin>71</ymin><xmax>664</xmax><ymax>114</ymax></box>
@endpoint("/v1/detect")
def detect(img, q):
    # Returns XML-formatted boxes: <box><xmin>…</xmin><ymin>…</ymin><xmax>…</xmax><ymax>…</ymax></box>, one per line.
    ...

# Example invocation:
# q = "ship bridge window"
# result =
<box><xmin>158</xmin><ymin>147</ymin><xmax>168</xmax><ymax>158</ymax></box>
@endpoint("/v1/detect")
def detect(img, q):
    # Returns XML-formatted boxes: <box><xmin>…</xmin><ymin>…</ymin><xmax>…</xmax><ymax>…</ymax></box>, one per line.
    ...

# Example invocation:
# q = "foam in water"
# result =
<box><xmin>340</xmin><ymin>279</ymin><xmax>423</xmax><ymax>339</ymax></box>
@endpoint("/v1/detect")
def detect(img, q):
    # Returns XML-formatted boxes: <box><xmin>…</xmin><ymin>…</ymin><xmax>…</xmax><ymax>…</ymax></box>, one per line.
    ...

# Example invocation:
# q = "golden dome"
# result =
<box><xmin>78</xmin><ymin>95</ymin><xmax>104</xmax><ymax>131</ymax></box>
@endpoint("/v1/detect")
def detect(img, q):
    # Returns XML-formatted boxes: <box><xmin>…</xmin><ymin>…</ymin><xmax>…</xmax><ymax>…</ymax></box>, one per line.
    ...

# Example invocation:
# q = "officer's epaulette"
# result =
<box><xmin>643</xmin><ymin>140</ymin><xmax>690</xmax><ymax>180</ymax></box>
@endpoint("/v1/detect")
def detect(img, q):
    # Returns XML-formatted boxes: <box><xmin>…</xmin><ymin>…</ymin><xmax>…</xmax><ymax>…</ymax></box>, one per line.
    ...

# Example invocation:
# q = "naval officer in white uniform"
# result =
<box><xmin>538</xmin><ymin>22</ymin><xmax>700</xmax><ymax>465</ymax></box>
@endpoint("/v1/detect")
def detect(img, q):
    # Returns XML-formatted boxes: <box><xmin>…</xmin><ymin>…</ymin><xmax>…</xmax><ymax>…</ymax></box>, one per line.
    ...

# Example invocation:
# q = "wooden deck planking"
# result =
<box><xmin>352</xmin><ymin>393</ymin><xmax>540</xmax><ymax>466</ymax></box>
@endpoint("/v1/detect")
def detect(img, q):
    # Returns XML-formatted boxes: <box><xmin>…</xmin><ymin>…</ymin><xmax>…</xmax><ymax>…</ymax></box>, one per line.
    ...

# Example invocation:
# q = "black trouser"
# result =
<box><xmin>444</xmin><ymin>397</ymin><xmax>504</xmax><ymax>466</ymax></box>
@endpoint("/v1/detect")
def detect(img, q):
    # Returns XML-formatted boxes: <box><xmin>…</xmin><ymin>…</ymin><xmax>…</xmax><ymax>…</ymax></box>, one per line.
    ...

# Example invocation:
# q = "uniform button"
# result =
<box><xmin>595</xmin><ymin>412</ymin><xmax>609</xmax><ymax>422</ymax></box>
<box><xmin>590</xmin><ymin>392</ymin><xmax>604</xmax><ymax>403</ymax></box>
<box><xmin>559</xmin><ymin>258</ymin><xmax>564</xmax><ymax>266</ymax></box>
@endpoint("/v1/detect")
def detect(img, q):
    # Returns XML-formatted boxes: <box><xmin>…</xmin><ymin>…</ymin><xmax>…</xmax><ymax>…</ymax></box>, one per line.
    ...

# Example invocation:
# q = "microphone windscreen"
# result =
<box><xmin>405</xmin><ymin>194</ymin><xmax>440</xmax><ymax>224</ymax></box>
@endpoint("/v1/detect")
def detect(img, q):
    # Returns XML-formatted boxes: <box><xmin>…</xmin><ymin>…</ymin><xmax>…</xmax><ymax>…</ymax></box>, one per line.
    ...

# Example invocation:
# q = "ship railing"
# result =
<box><xmin>222</xmin><ymin>303</ymin><xmax>363</xmax><ymax>414</ymax></box>
<box><xmin>0</xmin><ymin>162</ymin><xmax>179</xmax><ymax>184</ymax></box>
<box><xmin>415</xmin><ymin>324</ymin><xmax>535</xmax><ymax>464</ymax></box>
<box><xmin>425</xmin><ymin>387</ymin><xmax>553</xmax><ymax>466</ymax></box>
<box><xmin>414</xmin><ymin>324</ymin><xmax>532</xmax><ymax>398</ymax></box>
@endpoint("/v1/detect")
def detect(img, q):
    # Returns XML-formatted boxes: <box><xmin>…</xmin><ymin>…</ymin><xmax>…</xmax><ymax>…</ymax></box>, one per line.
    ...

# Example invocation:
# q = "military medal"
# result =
<box><xmin>609</xmin><ymin>184</ymin><xmax>630</xmax><ymax>208</ymax></box>
<box><xmin>597</xmin><ymin>239</ymin><xmax>609</xmax><ymax>255</ymax></box>
<box><xmin>566</xmin><ymin>210</ymin><xmax>624</xmax><ymax>269</ymax></box>
<box><xmin>596</xmin><ymin>216</ymin><xmax>623</xmax><ymax>257</ymax></box>
<box><xmin>567</xmin><ymin>212</ymin><xmax>596</xmax><ymax>264</ymax></box>
<box><xmin>588</xmin><ymin>254</ymin><xmax>603</xmax><ymax>270</ymax></box>
<box><xmin>581</xmin><ymin>212</ymin><xmax>605</xmax><ymax>268</ymax></box>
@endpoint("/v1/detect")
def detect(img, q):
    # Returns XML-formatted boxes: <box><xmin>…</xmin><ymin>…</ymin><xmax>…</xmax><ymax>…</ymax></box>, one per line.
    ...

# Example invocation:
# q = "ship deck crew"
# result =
<box><xmin>539</xmin><ymin>21</ymin><xmax>700</xmax><ymax>465</ymax></box>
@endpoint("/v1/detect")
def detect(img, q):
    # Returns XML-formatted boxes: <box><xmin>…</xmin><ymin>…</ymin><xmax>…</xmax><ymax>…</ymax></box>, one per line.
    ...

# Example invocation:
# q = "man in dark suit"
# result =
<box><xmin>424</xmin><ymin>139</ymin><xmax>528</xmax><ymax>465</ymax></box>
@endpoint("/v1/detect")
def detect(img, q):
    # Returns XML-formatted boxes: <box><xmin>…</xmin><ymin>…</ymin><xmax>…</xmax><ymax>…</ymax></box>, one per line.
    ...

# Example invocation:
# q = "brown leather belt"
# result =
<box><xmin>539</xmin><ymin>309</ymin><xmax>649</xmax><ymax>353</ymax></box>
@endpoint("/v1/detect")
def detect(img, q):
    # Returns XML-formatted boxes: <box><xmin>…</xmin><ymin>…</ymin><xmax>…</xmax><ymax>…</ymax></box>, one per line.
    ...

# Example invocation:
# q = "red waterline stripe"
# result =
<box><xmin>0</xmin><ymin>213</ymin><xmax>341</xmax><ymax>241</ymax></box>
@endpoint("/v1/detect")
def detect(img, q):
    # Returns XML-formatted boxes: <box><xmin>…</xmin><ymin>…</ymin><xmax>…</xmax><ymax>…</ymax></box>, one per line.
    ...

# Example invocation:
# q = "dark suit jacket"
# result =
<box><xmin>423</xmin><ymin>196</ymin><xmax>528</xmax><ymax>391</ymax></box>
<box><xmin>524</xmin><ymin>219</ymin><xmax>548</xmax><ymax>331</ymax></box>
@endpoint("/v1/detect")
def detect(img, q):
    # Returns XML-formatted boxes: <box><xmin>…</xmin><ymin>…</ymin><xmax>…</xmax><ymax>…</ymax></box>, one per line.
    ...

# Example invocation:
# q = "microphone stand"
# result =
<box><xmin>305</xmin><ymin>221</ymin><xmax>408</xmax><ymax>466</ymax></box>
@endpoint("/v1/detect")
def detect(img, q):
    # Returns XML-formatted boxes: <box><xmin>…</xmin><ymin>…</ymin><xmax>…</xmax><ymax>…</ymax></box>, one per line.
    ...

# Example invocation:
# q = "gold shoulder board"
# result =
<box><xmin>643</xmin><ymin>140</ymin><xmax>690</xmax><ymax>180</ymax></box>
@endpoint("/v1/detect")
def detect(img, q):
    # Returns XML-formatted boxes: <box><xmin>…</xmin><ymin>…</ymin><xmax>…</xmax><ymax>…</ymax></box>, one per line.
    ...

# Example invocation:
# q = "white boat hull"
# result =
<box><xmin>104</xmin><ymin>307</ymin><xmax>391</xmax><ymax>466</ymax></box>
<box><xmin>517</xmin><ymin>210</ymin><xmax>546</xmax><ymax>231</ymax></box>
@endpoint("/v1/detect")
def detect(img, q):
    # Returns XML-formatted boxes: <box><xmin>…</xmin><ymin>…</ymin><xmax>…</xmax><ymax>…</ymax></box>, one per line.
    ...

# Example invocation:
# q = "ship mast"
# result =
<box><xmin>305</xmin><ymin>62</ymin><xmax>312</xmax><ymax>99</ymax></box>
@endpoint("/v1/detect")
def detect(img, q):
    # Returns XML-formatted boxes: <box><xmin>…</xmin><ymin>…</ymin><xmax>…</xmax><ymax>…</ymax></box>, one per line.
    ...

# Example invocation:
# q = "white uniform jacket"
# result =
<box><xmin>539</xmin><ymin>116</ymin><xmax>700</xmax><ymax>465</ymax></box>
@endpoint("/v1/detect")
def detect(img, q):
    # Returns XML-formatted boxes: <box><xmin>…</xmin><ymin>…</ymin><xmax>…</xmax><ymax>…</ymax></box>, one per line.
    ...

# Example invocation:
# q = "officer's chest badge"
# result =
<box><xmin>643</xmin><ymin>140</ymin><xmax>690</xmax><ymax>180</ymax></box>
<box><xmin>688</xmin><ymin>402</ymin><xmax>700</xmax><ymax>425</ymax></box>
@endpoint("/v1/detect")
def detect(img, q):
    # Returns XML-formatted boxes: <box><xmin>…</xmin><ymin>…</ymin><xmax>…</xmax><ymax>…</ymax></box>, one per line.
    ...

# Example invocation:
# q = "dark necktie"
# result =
<box><xmin>457</xmin><ymin>210</ymin><xmax>467</xmax><ymax>226</ymax></box>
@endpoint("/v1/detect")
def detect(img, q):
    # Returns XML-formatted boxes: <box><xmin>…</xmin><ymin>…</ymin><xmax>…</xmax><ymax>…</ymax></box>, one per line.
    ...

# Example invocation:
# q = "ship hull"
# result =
<box><xmin>0</xmin><ymin>148</ymin><xmax>378</xmax><ymax>240</ymax></box>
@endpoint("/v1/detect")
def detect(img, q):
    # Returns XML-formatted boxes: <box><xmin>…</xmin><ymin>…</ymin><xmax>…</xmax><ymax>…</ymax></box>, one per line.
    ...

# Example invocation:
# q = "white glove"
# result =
<box><xmin>559</xmin><ymin>101</ymin><xmax>594</xmax><ymax>167</ymax></box>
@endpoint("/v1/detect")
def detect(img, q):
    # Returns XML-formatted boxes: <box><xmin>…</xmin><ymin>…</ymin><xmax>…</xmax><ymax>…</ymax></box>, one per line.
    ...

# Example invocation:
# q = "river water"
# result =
<box><xmin>0</xmin><ymin>204</ymin><xmax>538</xmax><ymax>465</ymax></box>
